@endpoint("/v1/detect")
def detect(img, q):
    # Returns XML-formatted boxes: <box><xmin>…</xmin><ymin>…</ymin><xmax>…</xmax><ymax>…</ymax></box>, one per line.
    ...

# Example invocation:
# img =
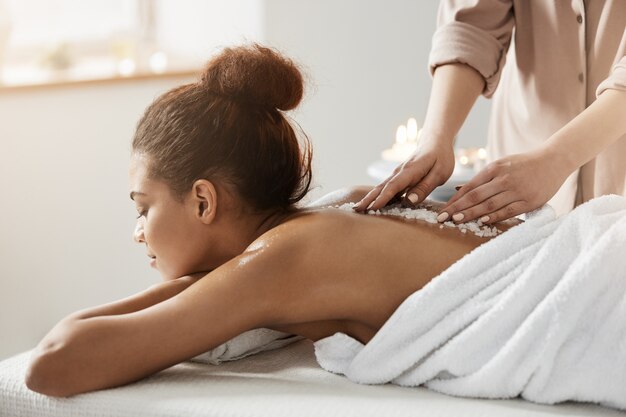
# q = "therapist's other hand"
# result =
<box><xmin>353</xmin><ymin>141</ymin><xmax>455</xmax><ymax>212</ymax></box>
<box><xmin>437</xmin><ymin>150</ymin><xmax>568</xmax><ymax>224</ymax></box>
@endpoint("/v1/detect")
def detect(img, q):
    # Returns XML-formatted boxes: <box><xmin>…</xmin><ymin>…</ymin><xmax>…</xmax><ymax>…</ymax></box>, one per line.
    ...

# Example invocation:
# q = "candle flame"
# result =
<box><xmin>396</xmin><ymin>125</ymin><xmax>407</xmax><ymax>145</ymax></box>
<box><xmin>407</xmin><ymin>118</ymin><xmax>418</xmax><ymax>142</ymax></box>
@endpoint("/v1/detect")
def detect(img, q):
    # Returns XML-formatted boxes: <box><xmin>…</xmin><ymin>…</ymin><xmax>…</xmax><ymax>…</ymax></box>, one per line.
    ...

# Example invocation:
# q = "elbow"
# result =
<box><xmin>25</xmin><ymin>342</ymin><xmax>78</xmax><ymax>398</ymax></box>
<box><xmin>25</xmin><ymin>346</ymin><xmax>78</xmax><ymax>397</ymax></box>
<box><xmin>25</xmin><ymin>351</ymin><xmax>67</xmax><ymax>397</ymax></box>
<box><xmin>25</xmin><ymin>317</ymin><xmax>92</xmax><ymax>397</ymax></box>
<box><xmin>25</xmin><ymin>318</ymin><xmax>121</xmax><ymax>398</ymax></box>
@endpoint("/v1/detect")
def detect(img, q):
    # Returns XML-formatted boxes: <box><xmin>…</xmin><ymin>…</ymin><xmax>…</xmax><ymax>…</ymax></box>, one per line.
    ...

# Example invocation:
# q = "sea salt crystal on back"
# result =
<box><xmin>328</xmin><ymin>202</ymin><xmax>502</xmax><ymax>238</ymax></box>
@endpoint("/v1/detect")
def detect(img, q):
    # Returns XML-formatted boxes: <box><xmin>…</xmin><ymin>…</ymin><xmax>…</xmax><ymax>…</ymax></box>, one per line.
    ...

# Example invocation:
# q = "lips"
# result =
<box><xmin>146</xmin><ymin>252</ymin><xmax>157</xmax><ymax>267</ymax></box>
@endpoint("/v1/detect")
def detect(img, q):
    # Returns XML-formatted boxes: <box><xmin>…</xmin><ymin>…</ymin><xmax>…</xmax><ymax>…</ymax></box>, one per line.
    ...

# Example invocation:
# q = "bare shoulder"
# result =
<box><xmin>306</xmin><ymin>185</ymin><xmax>373</xmax><ymax>208</ymax></box>
<box><xmin>243</xmin><ymin>210</ymin><xmax>361</xmax><ymax>326</ymax></box>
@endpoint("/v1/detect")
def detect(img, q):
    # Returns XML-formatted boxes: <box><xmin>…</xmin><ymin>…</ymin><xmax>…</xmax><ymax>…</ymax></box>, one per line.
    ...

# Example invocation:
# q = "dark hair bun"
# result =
<box><xmin>200</xmin><ymin>43</ymin><xmax>304</xmax><ymax>111</ymax></box>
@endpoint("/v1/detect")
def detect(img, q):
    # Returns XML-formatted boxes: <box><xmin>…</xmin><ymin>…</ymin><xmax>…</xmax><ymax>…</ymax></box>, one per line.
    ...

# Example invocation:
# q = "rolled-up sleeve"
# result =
<box><xmin>429</xmin><ymin>0</ymin><xmax>515</xmax><ymax>98</ymax></box>
<box><xmin>596</xmin><ymin>55</ymin><xmax>626</xmax><ymax>97</ymax></box>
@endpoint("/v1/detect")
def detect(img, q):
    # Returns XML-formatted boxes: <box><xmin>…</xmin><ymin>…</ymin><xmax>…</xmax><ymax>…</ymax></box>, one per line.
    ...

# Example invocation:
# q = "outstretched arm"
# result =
<box><xmin>25</xmin><ymin>259</ymin><xmax>271</xmax><ymax>397</ymax></box>
<box><xmin>66</xmin><ymin>274</ymin><xmax>205</xmax><ymax>321</ymax></box>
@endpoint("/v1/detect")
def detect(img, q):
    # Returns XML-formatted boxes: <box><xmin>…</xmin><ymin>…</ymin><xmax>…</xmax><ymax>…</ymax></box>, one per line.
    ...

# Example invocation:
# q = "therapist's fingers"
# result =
<box><xmin>448</xmin><ymin>191</ymin><xmax>518</xmax><ymax>224</ymax></box>
<box><xmin>353</xmin><ymin>168</ymin><xmax>400</xmax><ymax>212</ymax></box>
<box><xmin>361</xmin><ymin>171</ymin><xmax>412</xmax><ymax>212</ymax></box>
<box><xmin>402</xmin><ymin>169</ymin><xmax>444</xmax><ymax>206</ymax></box>
<box><xmin>354</xmin><ymin>160</ymin><xmax>413</xmax><ymax>212</ymax></box>
<box><xmin>364</xmin><ymin>155</ymin><xmax>441</xmax><ymax>211</ymax></box>
<box><xmin>482</xmin><ymin>201</ymin><xmax>527</xmax><ymax>224</ymax></box>
<box><xmin>354</xmin><ymin>146</ymin><xmax>453</xmax><ymax>212</ymax></box>
<box><xmin>354</xmin><ymin>183</ymin><xmax>408</xmax><ymax>212</ymax></box>
<box><xmin>445</xmin><ymin>167</ymin><xmax>495</xmax><ymax>209</ymax></box>
<box><xmin>437</xmin><ymin>170</ymin><xmax>495</xmax><ymax>220</ymax></box>
<box><xmin>438</xmin><ymin>178</ymin><xmax>505</xmax><ymax>222</ymax></box>
<box><xmin>353</xmin><ymin>185</ymin><xmax>382</xmax><ymax>212</ymax></box>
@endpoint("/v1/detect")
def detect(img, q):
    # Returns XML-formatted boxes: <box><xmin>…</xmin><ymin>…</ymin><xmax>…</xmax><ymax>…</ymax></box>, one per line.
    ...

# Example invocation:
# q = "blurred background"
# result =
<box><xmin>0</xmin><ymin>0</ymin><xmax>492</xmax><ymax>360</ymax></box>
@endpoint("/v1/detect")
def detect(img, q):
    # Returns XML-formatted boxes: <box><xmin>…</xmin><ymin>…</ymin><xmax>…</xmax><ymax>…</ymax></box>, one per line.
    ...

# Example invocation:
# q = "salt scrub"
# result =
<box><xmin>329</xmin><ymin>202</ymin><xmax>502</xmax><ymax>238</ymax></box>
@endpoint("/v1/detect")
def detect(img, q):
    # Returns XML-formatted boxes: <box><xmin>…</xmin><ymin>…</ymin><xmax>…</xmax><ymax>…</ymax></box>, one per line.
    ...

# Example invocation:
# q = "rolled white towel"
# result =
<box><xmin>189</xmin><ymin>328</ymin><xmax>304</xmax><ymax>365</ymax></box>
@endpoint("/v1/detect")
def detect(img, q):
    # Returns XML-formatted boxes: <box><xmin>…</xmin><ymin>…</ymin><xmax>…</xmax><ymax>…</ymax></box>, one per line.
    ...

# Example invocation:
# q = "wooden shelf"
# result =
<box><xmin>0</xmin><ymin>68</ymin><xmax>201</xmax><ymax>93</ymax></box>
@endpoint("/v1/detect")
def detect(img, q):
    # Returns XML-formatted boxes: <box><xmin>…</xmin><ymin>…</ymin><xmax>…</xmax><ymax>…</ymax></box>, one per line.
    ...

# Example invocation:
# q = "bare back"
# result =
<box><xmin>254</xmin><ymin>187</ymin><xmax>522</xmax><ymax>345</ymax></box>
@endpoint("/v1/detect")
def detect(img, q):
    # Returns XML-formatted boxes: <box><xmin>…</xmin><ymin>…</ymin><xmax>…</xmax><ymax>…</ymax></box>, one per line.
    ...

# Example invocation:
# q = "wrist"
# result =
<box><xmin>538</xmin><ymin>143</ymin><xmax>577</xmax><ymax>178</ymax></box>
<box><xmin>418</xmin><ymin>128</ymin><xmax>455</xmax><ymax>149</ymax></box>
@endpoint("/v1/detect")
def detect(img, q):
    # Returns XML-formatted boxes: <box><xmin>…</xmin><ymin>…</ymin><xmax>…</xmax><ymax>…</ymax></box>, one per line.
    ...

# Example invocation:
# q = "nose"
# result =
<box><xmin>133</xmin><ymin>219</ymin><xmax>145</xmax><ymax>244</ymax></box>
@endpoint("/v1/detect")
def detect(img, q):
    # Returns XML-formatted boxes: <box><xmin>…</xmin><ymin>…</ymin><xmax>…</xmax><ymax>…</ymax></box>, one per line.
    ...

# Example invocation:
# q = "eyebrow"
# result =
<box><xmin>130</xmin><ymin>191</ymin><xmax>147</xmax><ymax>201</ymax></box>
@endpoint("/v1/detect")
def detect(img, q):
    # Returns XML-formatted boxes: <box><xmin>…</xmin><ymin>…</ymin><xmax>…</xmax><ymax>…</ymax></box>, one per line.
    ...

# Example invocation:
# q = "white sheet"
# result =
<box><xmin>1</xmin><ymin>340</ymin><xmax>623</xmax><ymax>417</ymax></box>
<box><xmin>314</xmin><ymin>195</ymin><xmax>626</xmax><ymax>411</ymax></box>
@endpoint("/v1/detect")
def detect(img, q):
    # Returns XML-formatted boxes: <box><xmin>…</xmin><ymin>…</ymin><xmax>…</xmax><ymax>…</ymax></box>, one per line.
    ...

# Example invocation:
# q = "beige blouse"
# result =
<box><xmin>429</xmin><ymin>0</ymin><xmax>626</xmax><ymax>216</ymax></box>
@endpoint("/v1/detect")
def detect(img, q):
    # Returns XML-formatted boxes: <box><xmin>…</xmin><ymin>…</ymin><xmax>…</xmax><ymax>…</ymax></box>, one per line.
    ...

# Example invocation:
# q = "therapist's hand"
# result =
<box><xmin>353</xmin><ymin>140</ymin><xmax>455</xmax><ymax>212</ymax></box>
<box><xmin>437</xmin><ymin>149</ymin><xmax>569</xmax><ymax>224</ymax></box>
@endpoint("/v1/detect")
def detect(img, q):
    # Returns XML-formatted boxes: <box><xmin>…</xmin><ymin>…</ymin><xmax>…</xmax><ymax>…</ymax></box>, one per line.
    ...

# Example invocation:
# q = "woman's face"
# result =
<box><xmin>129</xmin><ymin>154</ymin><xmax>214</xmax><ymax>280</ymax></box>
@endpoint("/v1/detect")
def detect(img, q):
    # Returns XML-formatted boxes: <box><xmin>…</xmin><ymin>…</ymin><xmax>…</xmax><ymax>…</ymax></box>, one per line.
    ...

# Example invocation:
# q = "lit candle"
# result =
<box><xmin>474</xmin><ymin>147</ymin><xmax>487</xmax><ymax>171</ymax></box>
<box><xmin>381</xmin><ymin>119</ymin><xmax>420</xmax><ymax>162</ymax></box>
<box><xmin>454</xmin><ymin>147</ymin><xmax>489</xmax><ymax>173</ymax></box>
<box><xmin>454</xmin><ymin>148</ymin><xmax>474</xmax><ymax>174</ymax></box>
<box><xmin>407</xmin><ymin>118</ymin><xmax>418</xmax><ymax>142</ymax></box>
<box><xmin>396</xmin><ymin>124</ymin><xmax>407</xmax><ymax>145</ymax></box>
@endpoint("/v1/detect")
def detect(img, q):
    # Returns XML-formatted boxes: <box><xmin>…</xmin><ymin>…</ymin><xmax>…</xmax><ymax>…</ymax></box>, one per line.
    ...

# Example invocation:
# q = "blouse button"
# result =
<box><xmin>577</xmin><ymin>15</ymin><xmax>583</xmax><ymax>24</ymax></box>
<box><xmin>578</xmin><ymin>73</ymin><xmax>584</xmax><ymax>83</ymax></box>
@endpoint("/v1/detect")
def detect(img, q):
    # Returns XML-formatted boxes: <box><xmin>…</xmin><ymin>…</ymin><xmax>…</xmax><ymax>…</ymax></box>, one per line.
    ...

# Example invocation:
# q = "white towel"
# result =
<box><xmin>314</xmin><ymin>195</ymin><xmax>626</xmax><ymax>411</ymax></box>
<box><xmin>190</xmin><ymin>328</ymin><xmax>303</xmax><ymax>365</ymax></box>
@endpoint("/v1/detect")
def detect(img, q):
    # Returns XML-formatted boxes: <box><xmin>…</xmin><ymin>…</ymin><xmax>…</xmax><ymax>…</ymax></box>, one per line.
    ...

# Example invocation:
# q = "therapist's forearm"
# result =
<box><xmin>544</xmin><ymin>89</ymin><xmax>626</xmax><ymax>174</ymax></box>
<box><xmin>421</xmin><ymin>63</ymin><xmax>484</xmax><ymax>147</ymax></box>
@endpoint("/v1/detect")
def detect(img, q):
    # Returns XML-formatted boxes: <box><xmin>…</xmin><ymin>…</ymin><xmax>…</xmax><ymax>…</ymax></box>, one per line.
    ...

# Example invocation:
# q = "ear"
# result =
<box><xmin>189</xmin><ymin>179</ymin><xmax>218</xmax><ymax>224</ymax></box>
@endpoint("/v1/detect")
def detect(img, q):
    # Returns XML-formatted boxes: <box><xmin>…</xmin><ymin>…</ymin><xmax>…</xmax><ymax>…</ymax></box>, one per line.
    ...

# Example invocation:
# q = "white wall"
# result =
<box><xmin>0</xmin><ymin>0</ymin><xmax>267</xmax><ymax>362</ymax></box>
<box><xmin>0</xmin><ymin>1</ymin><xmax>492</xmax><ymax>361</ymax></box>
<box><xmin>156</xmin><ymin>0</ymin><xmax>264</xmax><ymax>62</ymax></box>
<box><xmin>0</xmin><ymin>77</ymin><xmax>196</xmax><ymax>360</ymax></box>
<box><xmin>263</xmin><ymin>0</ymin><xmax>491</xmax><ymax>202</ymax></box>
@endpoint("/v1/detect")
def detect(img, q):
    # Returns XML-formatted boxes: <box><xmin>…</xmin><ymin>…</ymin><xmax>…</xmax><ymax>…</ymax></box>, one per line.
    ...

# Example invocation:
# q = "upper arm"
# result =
<box><xmin>27</xmin><ymin>257</ymin><xmax>274</xmax><ymax>397</ymax></box>
<box><xmin>431</xmin><ymin>0</ymin><xmax>514</xmax><ymax>97</ymax></box>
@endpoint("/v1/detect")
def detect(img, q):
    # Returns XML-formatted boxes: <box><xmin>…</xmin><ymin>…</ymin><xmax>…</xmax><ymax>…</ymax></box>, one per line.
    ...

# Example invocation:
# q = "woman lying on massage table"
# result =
<box><xmin>25</xmin><ymin>44</ymin><xmax>520</xmax><ymax>398</ymax></box>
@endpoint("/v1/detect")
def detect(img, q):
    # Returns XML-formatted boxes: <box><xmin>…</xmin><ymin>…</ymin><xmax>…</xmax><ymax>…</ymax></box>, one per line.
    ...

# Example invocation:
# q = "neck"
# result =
<box><xmin>249</xmin><ymin>207</ymin><xmax>300</xmax><ymax>242</ymax></box>
<box><xmin>212</xmin><ymin>206</ymin><xmax>302</xmax><ymax>266</ymax></box>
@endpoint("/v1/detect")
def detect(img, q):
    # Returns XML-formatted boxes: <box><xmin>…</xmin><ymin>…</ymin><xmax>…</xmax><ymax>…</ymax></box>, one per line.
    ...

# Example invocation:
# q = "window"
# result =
<box><xmin>0</xmin><ymin>0</ymin><xmax>263</xmax><ymax>87</ymax></box>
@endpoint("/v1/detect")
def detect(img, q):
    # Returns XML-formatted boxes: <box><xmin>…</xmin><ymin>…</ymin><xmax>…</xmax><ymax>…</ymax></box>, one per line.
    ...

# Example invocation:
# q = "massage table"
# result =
<box><xmin>1</xmin><ymin>339</ymin><xmax>622</xmax><ymax>417</ymax></box>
